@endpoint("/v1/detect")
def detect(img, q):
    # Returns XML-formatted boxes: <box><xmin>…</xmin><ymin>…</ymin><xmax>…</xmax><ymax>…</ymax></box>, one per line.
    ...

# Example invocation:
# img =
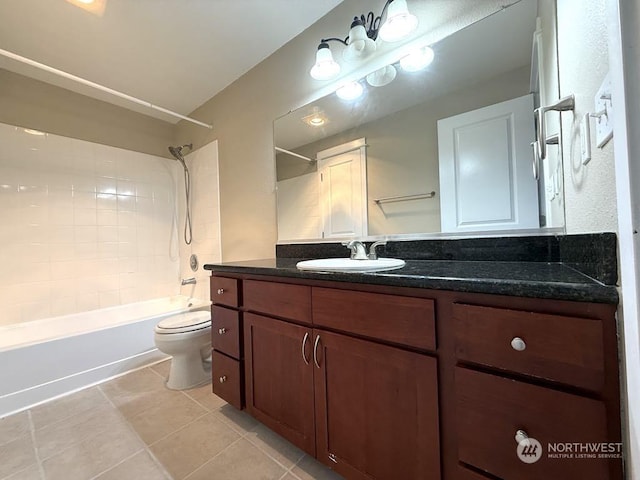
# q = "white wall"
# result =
<box><xmin>609</xmin><ymin>0</ymin><xmax>640</xmax><ymax>477</ymax></box>
<box><xmin>177</xmin><ymin>141</ymin><xmax>222</xmax><ymax>301</ymax></box>
<box><xmin>557</xmin><ymin>0</ymin><xmax>618</xmax><ymax>234</ymax></box>
<box><xmin>0</xmin><ymin>122</ymin><xmax>181</xmax><ymax>326</ymax></box>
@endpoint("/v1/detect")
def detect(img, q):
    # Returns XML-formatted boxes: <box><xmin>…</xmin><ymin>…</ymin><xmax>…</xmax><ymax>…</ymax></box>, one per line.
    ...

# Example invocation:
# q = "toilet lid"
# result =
<box><xmin>155</xmin><ymin>311</ymin><xmax>211</xmax><ymax>334</ymax></box>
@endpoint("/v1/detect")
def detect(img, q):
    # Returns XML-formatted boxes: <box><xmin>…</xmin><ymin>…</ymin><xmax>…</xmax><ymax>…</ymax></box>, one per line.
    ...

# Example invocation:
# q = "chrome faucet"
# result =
<box><xmin>181</xmin><ymin>277</ymin><xmax>197</xmax><ymax>286</ymax></box>
<box><xmin>367</xmin><ymin>241</ymin><xmax>387</xmax><ymax>260</ymax></box>
<box><xmin>343</xmin><ymin>240</ymin><xmax>368</xmax><ymax>260</ymax></box>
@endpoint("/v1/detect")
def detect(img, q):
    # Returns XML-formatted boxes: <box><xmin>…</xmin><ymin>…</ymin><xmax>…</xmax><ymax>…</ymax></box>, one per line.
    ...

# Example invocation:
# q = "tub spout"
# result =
<box><xmin>181</xmin><ymin>277</ymin><xmax>197</xmax><ymax>286</ymax></box>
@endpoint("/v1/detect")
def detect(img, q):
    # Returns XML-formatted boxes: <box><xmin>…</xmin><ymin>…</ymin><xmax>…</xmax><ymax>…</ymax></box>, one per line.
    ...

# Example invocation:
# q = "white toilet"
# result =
<box><xmin>154</xmin><ymin>311</ymin><xmax>212</xmax><ymax>390</ymax></box>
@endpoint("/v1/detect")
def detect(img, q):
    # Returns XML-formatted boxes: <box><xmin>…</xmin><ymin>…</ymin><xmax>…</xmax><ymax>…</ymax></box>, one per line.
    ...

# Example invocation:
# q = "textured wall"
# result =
<box><xmin>175</xmin><ymin>0</ymin><xmax>520</xmax><ymax>261</ymax></box>
<box><xmin>557</xmin><ymin>0</ymin><xmax>618</xmax><ymax>233</ymax></box>
<box><xmin>0</xmin><ymin>69</ymin><xmax>173</xmax><ymax>159</ymax></box>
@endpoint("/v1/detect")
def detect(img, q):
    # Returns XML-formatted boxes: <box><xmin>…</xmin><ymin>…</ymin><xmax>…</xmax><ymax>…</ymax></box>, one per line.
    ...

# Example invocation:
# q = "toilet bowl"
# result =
<box><xmin>154</xmin><ymin>311</ymin><xmax>212</xmax><ymax>390</ymax></box>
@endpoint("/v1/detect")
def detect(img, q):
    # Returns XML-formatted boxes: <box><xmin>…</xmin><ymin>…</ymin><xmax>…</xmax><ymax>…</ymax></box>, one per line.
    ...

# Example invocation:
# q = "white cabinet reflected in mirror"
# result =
<box><xmin>274</xmin><ymin>0</ymin><xmax>563</xmax><ymax>243</ymax></box>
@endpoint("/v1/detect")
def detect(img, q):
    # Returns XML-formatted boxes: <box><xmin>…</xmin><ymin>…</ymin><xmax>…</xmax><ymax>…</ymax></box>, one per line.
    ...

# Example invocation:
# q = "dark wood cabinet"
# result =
<box><xmin>209</xmin><ymin>273</ymin><xmax>622</xmax><ymax>480</ymax></box>
<box><xmin>314</xmin><ymin>329</ymin><xmax>440</xmax><ymax>480</ymax></box>
<box><xmin>243</xmin><ymin>312</ymin><xmax>316</xmax><ymax>455</ymax></box>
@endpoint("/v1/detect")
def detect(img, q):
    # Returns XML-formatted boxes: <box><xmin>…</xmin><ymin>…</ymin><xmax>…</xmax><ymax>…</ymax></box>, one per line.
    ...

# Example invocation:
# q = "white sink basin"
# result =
<box><xmin>296</xmin><ymin>257</ymin><xmax>405</xmax><ymax>273</ymax></box>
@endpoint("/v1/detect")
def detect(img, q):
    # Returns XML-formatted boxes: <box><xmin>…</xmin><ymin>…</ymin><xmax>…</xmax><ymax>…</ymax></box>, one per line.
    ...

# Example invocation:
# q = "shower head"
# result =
<box><xmin>168</xmin><ymin>144</ymin><xmax>192</xmax><ymax>162</ymax></box>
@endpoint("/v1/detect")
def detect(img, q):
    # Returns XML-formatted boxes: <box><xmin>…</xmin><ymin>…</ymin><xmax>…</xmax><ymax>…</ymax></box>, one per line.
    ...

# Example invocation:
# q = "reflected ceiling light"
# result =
<box><xmin>23</xmin><ymin>128</ymin><xmax>46</xmax><ymax>136</ymax></box>
<box><xmin>379</xmin><ymin>0</ymin><xmax>419</xmax><ymax>42</ymax></box>
<box><xmin>310</xmin><ymin>0</ymin><xmax>418</xmax><ymax>81</ymax></box>
<box><xmin>399</xmin><ymin>46</ymin><xmax>435</xmax><ymax>72</ymax></box>
<box><xmin>64</xmin><ymin>0</ymin><xmax>107</xmax><ymax>16</ymax></box>
<box><xmin>366</xmin><ymin>65</ymin><xmax>397</xmax><ymax>87</ymax></box>
<box><xmin>302</xmin><ymin>109</ymin><xmax>328</xmax><ymax>127</ymax></box>
<box><xmin>336</xmin><ymin>81</ymin><xmax>364</xmax><ymax>101</ymax></box>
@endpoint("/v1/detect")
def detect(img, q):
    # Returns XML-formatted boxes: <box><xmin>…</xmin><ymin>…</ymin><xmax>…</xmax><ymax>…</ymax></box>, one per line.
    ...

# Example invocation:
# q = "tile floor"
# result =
<box><xmin>0</xmin><ymin>360</ymin><xmax>344</xmax><ymax>480</ymax></box>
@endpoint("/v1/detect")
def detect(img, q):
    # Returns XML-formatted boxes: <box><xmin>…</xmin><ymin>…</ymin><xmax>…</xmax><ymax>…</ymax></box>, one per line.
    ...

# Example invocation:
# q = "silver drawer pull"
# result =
<box><xmin>511</xmin><ymin>337</ymin><xmax>527</xmax><ymax>352</ymax></box>
<box><xmin>313</xmin><ymin>335</ymin><xmax>321</xmax><ymax>369</ymax></box>
<box><xmin>218</xmin><ymin>328</ymin><xmax>227</xmax><ymax>335</ymax></box>
<box><xmin>515</xmin><ymin>429</ymin><xmax>530</xmax><ymax>445</ymax></box>
<box><xmin>217</xmin><ymin>288</ymin><xmax>225</xmax><ymax>295</ymax></box>
<box><xmin>219</xmin><ymin>375</ymin><xmax>227</xmax><ymax>383</ymax></box>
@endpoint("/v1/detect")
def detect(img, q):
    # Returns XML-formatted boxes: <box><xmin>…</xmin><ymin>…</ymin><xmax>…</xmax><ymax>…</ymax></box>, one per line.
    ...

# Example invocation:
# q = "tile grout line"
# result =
<box><xmin>26</xmin><ymin>410</ymin><xmax>47</xmax><ymax>480</ymax></box>
<box><xmin>181</xmin><ymin>436</ymin><xmax>246</xmax><ymax>480</ymax></box>
<box><xmin>96</xmin><ymin>384</ymin><xmax>174</xmax><ymax>480</ymax></box>
<box><xmin>242</xmin><ymin>432</ymin><xmax>307</xmax><ymax>474</ymax></box>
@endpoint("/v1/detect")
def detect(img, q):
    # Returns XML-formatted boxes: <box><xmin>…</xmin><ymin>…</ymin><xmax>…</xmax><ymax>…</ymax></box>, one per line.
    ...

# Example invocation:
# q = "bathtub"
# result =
<box><xmin>0</xmin><ymin>296</ymin><xmax>211</xmax><ymax>417</ymax></box>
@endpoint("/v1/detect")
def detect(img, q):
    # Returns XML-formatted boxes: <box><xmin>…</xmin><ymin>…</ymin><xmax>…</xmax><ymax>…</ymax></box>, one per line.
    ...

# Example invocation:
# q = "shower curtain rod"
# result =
<box><xmin>0</xmin><ymin>48</ymin><xmax>213</xmax><ymax>130</ymax></box>
<box><xmin>275</xmin><ymin>147</ymin><xmax>315</xmax><ymax>163</ymax></box>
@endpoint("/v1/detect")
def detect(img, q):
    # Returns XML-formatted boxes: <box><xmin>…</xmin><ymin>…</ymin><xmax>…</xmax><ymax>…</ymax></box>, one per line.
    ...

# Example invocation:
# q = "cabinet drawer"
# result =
<box><xmin>212</xmin><ymin>351</ymin><xmax>243</xmax><ymax>409</ymax></box>
<box><xmin>455</xmin><ymin>368</ymin><xmax>616</xmax><ymax>480</ymax></box>
<box><xmin>211</xmin><ymin>276</ymin><xmax>239</xmax><ymax>308</ymax></box>
<box><xmin>244</xmin><ymin>280</ymin><xmax>311</xmax><ymax>324</ymax></box>
<box><xmin>312</xmin><ymin>287</ymin><xmax>436</xmax><ymax>351</ymax></box>
<box><xmin>212</xmin><ymin>306</ymin><xmax>241</xmax><ymax>359</ymax></box>
<box><xmin>453</xmin><ymin>303</ymin><xmax>605</xmax><ymax>391</ymax></box>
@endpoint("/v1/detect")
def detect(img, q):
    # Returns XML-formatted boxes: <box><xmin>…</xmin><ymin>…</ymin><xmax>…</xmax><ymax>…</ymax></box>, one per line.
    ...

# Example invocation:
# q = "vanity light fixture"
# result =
<box><xmin>366</xmin><ymin>64</ymin><xmax>397</xmax><ymax>87</ymax></box>
<box><xmin>399</xmin><ymin>45</ymin><xmax>435</xmax><ymax>72</ymax></box>
<box><xmin>336</xmin><ymin>81</ymin><xmax>364</xmax><ymax>101</ymax></box>
<box><xmin>310</xmin><ymin>0</ymin><xmax>418</xmax><ymax>81</ymax></box>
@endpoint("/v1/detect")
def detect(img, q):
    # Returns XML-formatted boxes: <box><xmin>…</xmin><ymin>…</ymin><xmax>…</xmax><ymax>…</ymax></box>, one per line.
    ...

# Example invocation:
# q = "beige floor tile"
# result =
<box><xmin>149</xmin><ymin>359</ymin><xmax>171</xmax><ymax>379</ymax></box>
<box><xmin>183</xmin><ymin>383</ymin><xmax>226</xmax><ymax>411</ymax></box>
<box><xmin>4</xmin><ymin>464</ymin><xmax>42</xmax><ymax>480</ymax></box>
<box><xmin>213</xmin><ymin>404</ymin><xmax>259</xmax><ymax>435</ymax></box>
<box><xmin>291</xmin><ymin>455</ymin><xmax>345</xmax><ymax>480</ymax></box>
<box><xmin>245</xmin><ymin>423</ymin><xmax>306</xmax><ymax>469</ymax></box>
<box><xmin>30</xmin><ymin>387</ymin><xmax>108</xmax><ymax>430</ymax></box>
<box><xmin>94</xmin><ymin>450</ymin><xmax>170</xmax><ymax>480</ymax></box>
<box><xmin>0</xmin><ymin>435</ymin><xmax>37</xmax><ymax>479</ymax></box>
<box><xmin>280</xmin><ymin>474</ymin><xmax>301</xmax><ymax>480</ymax></box>
<box><xmin>41</xmin><ymin>421</ymin><xmax>143</xmax><ymax>480</ymax></box>
<box><xmin>150</xmin><ymin>413</ymin><xmax>240</xmax><ymax>479</ymax></box>
<box><xmin>0</xmin><ymin>411</ymin><xmax>31</xmax><ymax>447</ymax></box>
<box><xmin>127</xmin><ymin>391</ymin><xmax>208</xmax><ymax>445</ymax></box>
<box><xmin>101</xmin><ymin>368</ymin><xmax>179</xmax><ymax>419</ymax></box>
<box><xmin>185</xmin><ymin>438</ymin><xmax>286</xmax><ymax>480</ymax></box>
<box><xmin>35</xmin><ymin>404</ymin><xmax>124</xmax><ymax>459</ymax></box>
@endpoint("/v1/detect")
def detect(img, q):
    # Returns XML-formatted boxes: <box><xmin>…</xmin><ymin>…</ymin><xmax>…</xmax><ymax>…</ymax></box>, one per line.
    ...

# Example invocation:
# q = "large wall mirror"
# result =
<box><xmin>275</xmin><ymin>0</ymin><xmax>562</xmax><ymax>243</ymax></box>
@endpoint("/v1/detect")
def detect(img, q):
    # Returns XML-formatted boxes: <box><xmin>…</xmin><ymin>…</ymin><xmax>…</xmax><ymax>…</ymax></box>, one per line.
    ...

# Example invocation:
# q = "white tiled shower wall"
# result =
<box><xmin>177</xmin><ymin>141</ymin><xmax>222</xmax><ymax>301</ymax></box>
<box><xmin>0</xmin><ymin>122</ymin><xmax>184</xmax><ymax>326</ymax></box>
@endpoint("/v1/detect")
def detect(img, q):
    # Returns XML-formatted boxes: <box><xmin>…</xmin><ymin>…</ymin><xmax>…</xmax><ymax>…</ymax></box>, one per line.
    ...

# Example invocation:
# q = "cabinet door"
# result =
<box><xmin>314</xmin><ymin>330</ymin><xmax>440</xmax><ymax>480</ymax></box>
<box><xmin>243</xmin><ymin>313</ymin><xmax>316</xmax><ymax>455</ymax></box>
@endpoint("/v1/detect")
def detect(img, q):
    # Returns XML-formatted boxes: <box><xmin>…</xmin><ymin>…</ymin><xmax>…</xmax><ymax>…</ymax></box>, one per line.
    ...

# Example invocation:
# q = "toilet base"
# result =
<box><xmin>165</xmin><ymin>350</ymin><xmax>211</xmax><ymax>390</ymax></box>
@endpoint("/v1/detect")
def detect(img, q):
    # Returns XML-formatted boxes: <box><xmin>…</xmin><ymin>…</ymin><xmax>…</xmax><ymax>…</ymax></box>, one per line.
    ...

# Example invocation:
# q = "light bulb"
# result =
<box><xmin>336</xmin><ymin>81</ymin><xmax>364</xmax><ymax>101</ymax></box>
<box><xmin>343</xmin><ymin>18</ymin><xmax>376</xmax><ymax>62</ymax></box>
<box><xmin>310</xmin><ymin>43</ymin><xmax>341</xmax><ymax>81</ymax></box>
<box><xmin>379</xmin><ymin>0</ymin><xmax>418</xmax><ymax>43</ymax></box>
<box><xmin>366</xmin><ymin>65</ymin><xmax>397</xmax><ymax>87</ymax></box>
<box><xmin>400</xmin><ymin>46</ymin><xmax>435</xmax><ymax>72</ymax></box>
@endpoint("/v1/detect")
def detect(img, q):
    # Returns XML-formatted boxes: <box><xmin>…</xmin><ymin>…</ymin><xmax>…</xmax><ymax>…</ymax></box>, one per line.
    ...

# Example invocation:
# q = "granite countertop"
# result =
<box><xmin>204</xmin><ymin>258</ymin><xmax>619</xmax><ymax>304</ymax></box>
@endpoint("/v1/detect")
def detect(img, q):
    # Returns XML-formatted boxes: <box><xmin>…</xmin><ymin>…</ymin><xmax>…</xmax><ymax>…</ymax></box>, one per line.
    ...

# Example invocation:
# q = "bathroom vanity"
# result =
<box><xmin>204</xmin><ymin>235</ymin><xmax>623</xmax><ymax>480</ymax></box>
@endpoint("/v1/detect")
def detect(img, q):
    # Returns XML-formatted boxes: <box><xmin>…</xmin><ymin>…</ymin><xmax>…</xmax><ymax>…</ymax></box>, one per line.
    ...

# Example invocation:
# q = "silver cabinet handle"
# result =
<box><xmin>219</xmin><ymin>375</ymin><xmax>227</xmax><ymax>383</ymax></box>
<box><xmin>511</xmin><ymin>337</ymin><xmax>527</xmax><ymax>352</ymax></box>
<box><xmin>515</xmin><ymin>429</ymin><xmax>530</xmax><ymax>445</ymax></box>
<box><xmin>217</xmin><ymin>288</ymin><xmax>225</xmax><ymax>295</ymax></box>
<box><xmin>218</xmin><ymin>328</ymin><xmax>227</xmax><ymax>335</ymax></box>
<box><xmin>301</xmin><ymin>332</ymin><xmax>310</xmax><ymax>365</ymax></box>
<box><xmin>313</xmin><ymin>335</ymin><xmax>321</xmax><ymax>369</ymax></box>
